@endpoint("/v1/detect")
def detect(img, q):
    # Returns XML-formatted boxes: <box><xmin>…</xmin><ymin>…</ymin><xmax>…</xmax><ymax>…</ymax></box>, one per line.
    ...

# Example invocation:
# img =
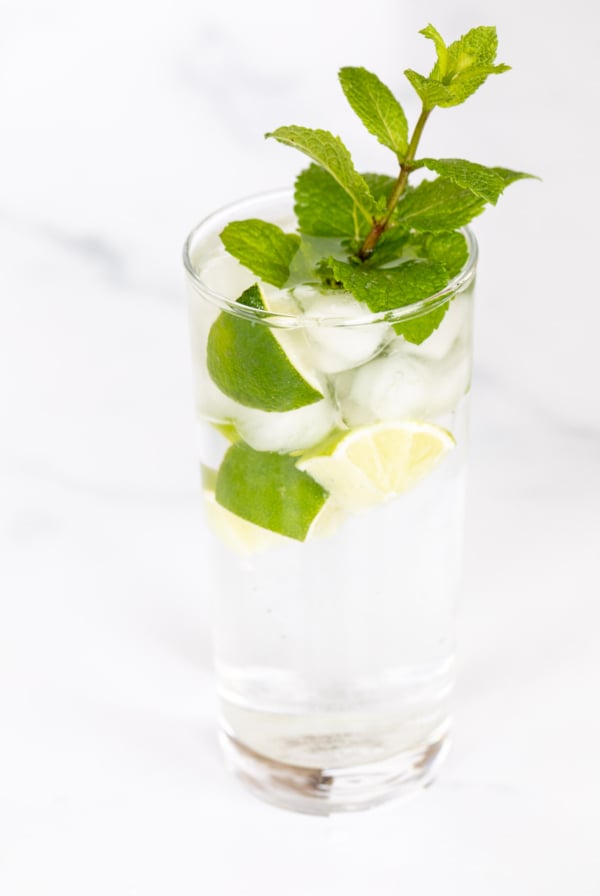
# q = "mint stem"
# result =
<box><xmin>358</xmin><ymin>106</ymin><xmax>430</xmax><ymax>260</ymax></box>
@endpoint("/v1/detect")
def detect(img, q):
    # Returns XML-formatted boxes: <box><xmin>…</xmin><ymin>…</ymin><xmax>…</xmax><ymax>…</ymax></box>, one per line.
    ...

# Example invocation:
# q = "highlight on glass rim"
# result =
<box><xmin>183</xmin><ymin>22</ymin><xmax>536</xmax><ymax>814</ymax></box>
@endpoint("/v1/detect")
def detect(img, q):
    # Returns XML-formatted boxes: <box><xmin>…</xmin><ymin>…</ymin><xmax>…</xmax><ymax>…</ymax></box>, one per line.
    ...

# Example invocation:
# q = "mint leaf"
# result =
<box><xmin>371</xmin><ymin>230</ymin><xmax>467</xmax><ymax>278</ymax></box>
<box><xmin>220</xmin><ymin>220</ymin><xmax>300</xmax><ymax>288</ymax></box>
<box><xmin>365</xmin><ymin>230</ymin><xmax>466</xmax><ymax>342</ymax></box>
<box><xmin>394</xmin><ymin>301</ymin><xmax>449</xmax><ymax>344</ymax></box>
<box><xmin>295</xmin><ymin>164</ymin><xmax>360</xmax><ymax>238</ymax></box>
<box><xmin>286</xmin><ymin>235</ymin><xmax>327</xmax><ymax>285</ymax></box>
<box><xmin>360</xmin><ymin>224</ymin><xmax>468</xmax><ymax>275</ymax></box>
<box><xmin>416</xmin><ymin>231</ymin><xmax>469</xmax><ymax>278</ymax></box>
<box><xmin>436</xmin><ymin>63</ymin><xmax>510</xmax><ymax>107</ymax></box>
<box><xmin>338</xmin><ymin>67</ymin><xmax>408</xmax><ymax>158</ymax></box>
<box><xmin>405</xmin><ymin>24</ymin><xmax>509</xmax><ymax>110</ymax></box>
<box><xmin>215</xmin><ymin>442</ymin><xmax>328</xmax><ymax>541</ymax></box>
<box><xmin>405</xmin><ymin>64</ymin><xmax>510</xmax><ymax>109</ymax></box>
<box><xmin>294</xmin><ymin>165</ymin><xmax>395</xmax><ymax>240</ymax></box>
<box><xmin>421</xmin><ymin>24</ymin><xmax>449</xmax><ymax>79</ymax></box>
<box><xmin>322</xmin><ymin>257</ymin><xmax>451</xmax><ymax>342</ymax></box>
<box><xmin>446</xmin><ymin>25</ymin><xmax>500</xmax><ymax>72</ymax></box>
<box><xmin>207</xmin><ymin>284</ymin><xmax>323</xmax><ymax>412</ymax></box>
<box><xmin>404</xmin><ymin>70</ymin><xmax>452</xmax><ymax>109</ymax></box>
<box><xmin>397</xmin><ymin>178</ymin><xmax>486</xmax><ymax>231</ymax></box>
<box><xmin>289</xmin><ymin>231</ymin><xmax>356</xmax><ymax>284</ymax></box>
<box><xmin>323</xmin><ymin>257</ymin><xmax>448</xmax><ymax>314</ymax></box>
<box><xmin>363</xmin><ymin>172</ymin><xmax>397</xmax><ymax>224</ymax></box>
<box><xmin>415</xmin><ymin>158</ymin><xmax>507</xmax><ymax>204</ymax></box>
<box><xmin>363</xmin><ymin>172</ymin><xmax>396</xmax><ymax>205</ymax></box>
<box><xmin>492</xmin><ymin>166</ymin><xmax>539</xmax><ymax>187</ymax></box>
<box><xmin>266</xmin><ymin>126</ymin><xmax>377</xmax><ymax>222</ymax></box>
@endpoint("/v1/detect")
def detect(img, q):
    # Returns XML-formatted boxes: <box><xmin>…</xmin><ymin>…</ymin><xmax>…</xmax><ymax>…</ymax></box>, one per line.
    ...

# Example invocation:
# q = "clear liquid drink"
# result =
<box><xmin>184</xmin><ymin>191</ymin><xmax>476</xmax><ymax>813</ymax></box>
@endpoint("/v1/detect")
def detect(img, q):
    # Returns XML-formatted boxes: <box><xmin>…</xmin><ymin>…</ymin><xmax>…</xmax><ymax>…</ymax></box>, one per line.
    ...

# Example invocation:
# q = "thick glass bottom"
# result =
<box><xmin>220</xmin><ymin>727</ymin><xmax>450</xmax><ymax>815</ymax></box>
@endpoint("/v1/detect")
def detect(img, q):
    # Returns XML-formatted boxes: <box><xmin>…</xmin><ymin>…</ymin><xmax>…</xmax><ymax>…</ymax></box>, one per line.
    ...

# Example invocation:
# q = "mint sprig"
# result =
<box><xmin>414</xmin><ymin>232</ymin><xmax>469</xmax><ymax>279</ymax></box>
<box><xmin>215</xmin><ymin>23</ymin><xmax>535</xmax><ymax>346</ymax></box>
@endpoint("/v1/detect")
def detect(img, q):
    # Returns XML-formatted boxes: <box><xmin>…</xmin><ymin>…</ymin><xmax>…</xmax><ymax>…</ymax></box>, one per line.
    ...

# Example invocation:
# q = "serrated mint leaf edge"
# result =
<box><xmin>338</xmin><ymin>66</ymin><xmax>409</xmax><ymax>157</ymax></box>
<box><xmin>322</xmin><ymin>256</ymin><xmax>450</xmax><ymax>315</ymax></box>
<box><xmin>220</xmin><ymin>219</ymin><xmax>301</xmax><ymax>288</ymax></box>
<box><xmin>396</xmin><ymin>177</ymin><xmax>487</xmax><ymax>231</ymax></box>
<box><xmin>420</xmin><ymin>24</ymin><xmax>449</xmax><ymax>79</ymax></box>
<box><xmin>393</xmin><ymin>300</ymin><xmax>450</xmax><ymax>344</ymax></box>
<box><xmin>492</xmin><ymin>166</ymin><xmax>540</xmax><ymax>186</ymax></box>
<box><xmin>266</xmin><ymin>125</ymin><xmax>377</xmax><ymax>223</ymax></box>
<box><xmin>414</xmin><ymin>158</ymin><xmax>507</xmax><ymax>204</ymax></box>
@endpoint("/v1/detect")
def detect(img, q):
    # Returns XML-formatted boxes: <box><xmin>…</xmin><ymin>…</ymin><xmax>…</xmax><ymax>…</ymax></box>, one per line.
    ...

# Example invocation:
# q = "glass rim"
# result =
<box><xmin>183</xmin><ymin>188</ymin><xmax>478</xmax><ymax>329</ymax></box>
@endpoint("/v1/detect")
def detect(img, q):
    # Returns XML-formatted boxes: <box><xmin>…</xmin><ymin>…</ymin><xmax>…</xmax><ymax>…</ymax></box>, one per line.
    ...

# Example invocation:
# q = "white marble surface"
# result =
<box><xmin>2</xmin><ymin>0</ymin><xmax>600</xmax><ymax>893</ymax></box>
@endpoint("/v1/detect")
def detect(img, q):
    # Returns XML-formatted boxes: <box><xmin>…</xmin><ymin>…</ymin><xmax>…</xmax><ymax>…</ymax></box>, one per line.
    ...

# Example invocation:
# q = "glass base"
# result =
<box><xmin>220</xmin><ymin>729</ymin><xmax>450</xmax><ymax>815</ymax></box>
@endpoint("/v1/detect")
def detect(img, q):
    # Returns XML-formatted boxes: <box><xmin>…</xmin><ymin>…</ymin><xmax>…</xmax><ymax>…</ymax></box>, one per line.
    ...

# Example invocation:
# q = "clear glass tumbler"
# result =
<box><xmin>183</xmin><ymin>190</ymin><xmax>476</xmax><ymax>814</ymax></box>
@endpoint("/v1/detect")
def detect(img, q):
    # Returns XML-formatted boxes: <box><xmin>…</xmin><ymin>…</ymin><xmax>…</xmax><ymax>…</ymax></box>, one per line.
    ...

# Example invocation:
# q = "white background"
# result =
<box><xmin>2</xmin><ymin>0</ymin><xmax>600</xmax><ymax>893</ymax></box>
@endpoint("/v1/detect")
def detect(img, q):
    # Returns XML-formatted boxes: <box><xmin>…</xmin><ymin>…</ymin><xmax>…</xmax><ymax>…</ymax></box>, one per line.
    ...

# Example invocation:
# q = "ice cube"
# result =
<box><xmin>234</xmin><ymin>398</ymin><xmax>337</xmax><ymax>453</ymax></box>
<box><xmin>407</xmin><ymin>294</ymin><xmax>471</xmax><ymax>362</ymax></box>
<box><xmin>192</xmin><ymin>358</ymin><xmax>239</xmax><ymax>421</ymax></box>
<box><xmin>336</xmin><ymin>345</ymin><xmax>432</xmax><ymax>426</ymax></box>
<box><xmin>293</xmin><ymin>286</ymin><xmax>391</xmax><ymax>375</ymax></box>
<box><xmin>426</xmin><ymin>346</ymin><xmax>471</xmax><ymax>418</ymax></box>
<box><xmin>258</xmin><ymin>284</ymin><xmax>300</xmax><ymax>311</ymax></box>
<box><xmin>200</xmin><ymin>252</ymin><xmax>256</xmax><ymax>299</ymax></box>
<box><xmin>336</xmin><ymin>338</ymin><xmax>471</xmax><ymax>426</ymax></box>
<box><xmin>187</xmin><ymin>285</ymin><xmax>240</xmax><ymax>421</ymax></box>
<box><xmin>198</xmin><ymin>424</ymin><xmax>232</xmax><ymax>471</ymax></box>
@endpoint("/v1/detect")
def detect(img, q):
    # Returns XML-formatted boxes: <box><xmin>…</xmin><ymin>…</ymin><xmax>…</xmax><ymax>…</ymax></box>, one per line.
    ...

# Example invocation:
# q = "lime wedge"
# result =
<box><xmin>215</xmin><ymin>441</ymin><xmax>329</xmax><ymax>541</ymax></box>
<box><xmin>297</xmin><ymin>421</ymin><xmax>455</xmax><ymax>511</ymax></box>
<box><xmin>206</xmin><ymin>284</ymin><xmax>323</xmax><ymax>412</ymax></box>
<box><xmin>204</xmin><ymin>488</ymin><xmax>344</xmax><ymax>553</ymax></box>
<box><xmin>203</xmin><ymin>490</ymin><xmax>293</xmax><ymax>554</ymax></box>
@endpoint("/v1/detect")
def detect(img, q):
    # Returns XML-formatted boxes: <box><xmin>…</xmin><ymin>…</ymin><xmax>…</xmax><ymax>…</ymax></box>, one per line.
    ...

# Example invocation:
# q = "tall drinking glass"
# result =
<box><xmin>183</xmin><ymin>190</ymin><xmax>476</xmax><ymax>814</ymax></box>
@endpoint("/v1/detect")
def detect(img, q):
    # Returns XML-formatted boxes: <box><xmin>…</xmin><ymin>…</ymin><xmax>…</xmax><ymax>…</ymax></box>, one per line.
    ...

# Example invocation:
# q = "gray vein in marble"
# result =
<box><xmin>1</xmin><ymin>211</ymin><xmax>177</xmax><ymax>305</ymax></box>
<box><xmin>8</xmin><ymin>456</ymin><xmax>198</xmax><ymax>508</ymax></box>
<box><xmin>475</xmin><ymin>362</ymin><xmax>600</xmax><ymax>442</ymax></box>
<box><xmin>175</xmin><ymin>23</ymin><xmax>299</xmax><ymax>139</ymax></box>
<box><xmin>4</xmin><ymin>510</ymin><xmax>61</xmax><ymax>544</ymax></box>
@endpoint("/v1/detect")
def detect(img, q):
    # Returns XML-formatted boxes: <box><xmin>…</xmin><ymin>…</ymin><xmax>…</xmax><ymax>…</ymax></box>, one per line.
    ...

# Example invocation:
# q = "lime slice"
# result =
<box><xmin>297</xmin><ymin>421</ymin><xmax>455</xmax><ymax>511</ymax></box>
<box><xmin>206</xmin><ymin>284</ymin><xmax>323</xmax><ymax>412</ymax></box>
<box><xmin>215</xmin><ymin>441</ymin><xmax>329</xmax><ymax>541</ymax></box>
